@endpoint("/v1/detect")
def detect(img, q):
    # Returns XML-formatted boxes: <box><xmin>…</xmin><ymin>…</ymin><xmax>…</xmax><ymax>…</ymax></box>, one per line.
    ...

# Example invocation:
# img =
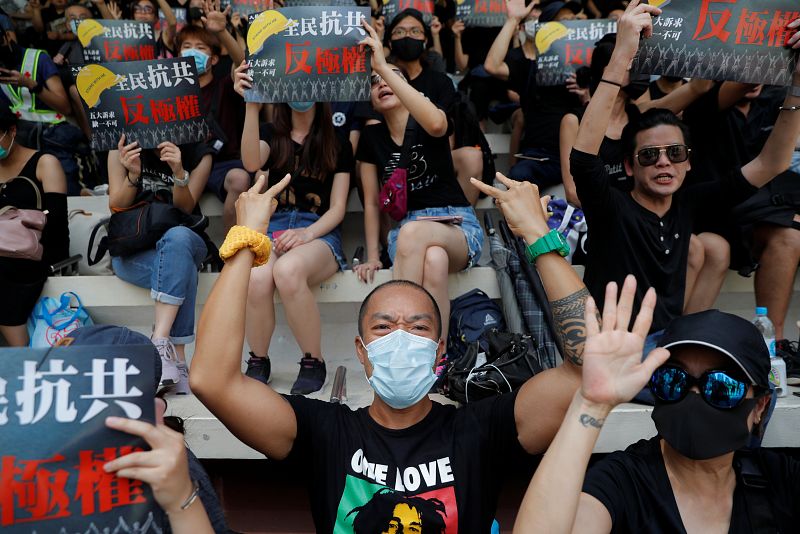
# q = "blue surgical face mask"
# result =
<box><xmin>181</xmin><ymin>48</ymin><xmax>210</xmax><ymax>74</ymax></box>
<box><xmin>361</xmin><ymin>329</ymin><xmax>439</xmax><ymax>409</ymax></box>
<box><xmin>288</xmin><ymin>101</ymin><xmax>314</xmax><ymax>112</ymax></box>
<box><xmin>0</xmin><ymin>132</ymin><xmax>14</xmax><ymax>159</ymax></box>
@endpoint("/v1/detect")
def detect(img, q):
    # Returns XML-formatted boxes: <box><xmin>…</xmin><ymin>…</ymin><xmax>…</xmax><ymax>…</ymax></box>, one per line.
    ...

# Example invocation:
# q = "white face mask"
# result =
<box><xmin>524</xmin><ymin>19</ymin><xmax>538</xmax><ymax>38</ymax></box>
<box><xmin>361</xmin><ymin>329</ymin><xmax>439</xmax><ymax>409</ymax></box>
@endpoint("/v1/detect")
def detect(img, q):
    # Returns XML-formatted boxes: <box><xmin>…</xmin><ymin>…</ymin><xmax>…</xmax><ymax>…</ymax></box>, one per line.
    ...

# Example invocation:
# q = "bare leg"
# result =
<box><xmin>246</xmin><ymin>252</ymin><xmax>277</xmax><ymax>357</ymax></box>
<box><xmin>754</xmin><ymin>223</ymin><xmax>800</xmax><ymax>339</ymax></box>
<box><xmin>0</xmin><ymin>324</ymin><xmax>28</xmax><ymax>347</ymax></box>
<box><xmin>393</xmin><ymin>221</ymin><xmax>470</xmax><ymax>344</ymax></box>
<box><xmin>684</xmin><ymin>232</ymin><xmax>730</xmax><ymax>314</ymax></box>
<box><xmin>223</xmin><ymin>168</ymin><xmax>251</xmax><ymax>232</ymax></box>
<box><xmin>272</xmin><ymin>240</ymin><xmax>339</xmax><ymax>360</ymax></box>
<box><xmin>153</xmin><ymin>301</ymin><xmax>184</xmax><ymax>362</ymax></box>
<box><xmin>684</xmin><ymin>233</ymin><xmax>704</xmax><ymax>312</ymax></box>
<box><xmin>452</xmin><ymin>147</ymin><xmax>483</xmax><ymax>206</ymax></box>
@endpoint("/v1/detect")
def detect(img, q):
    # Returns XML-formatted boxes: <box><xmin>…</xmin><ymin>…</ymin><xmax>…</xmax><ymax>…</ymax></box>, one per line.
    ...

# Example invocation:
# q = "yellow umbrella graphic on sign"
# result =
<box><xmin>76</xmin><ymin>19</ymin><xmax>106</xmax><ymax>47</ymax></box>
<box><xmin>535</xmin><ymin>22</ymin><xmax>570</xmax><ymax>55</ymax></box>
<box><xmin>76</xmin><ymin>64</ymin><xmax>125</xmax><ymax>108</ymax></box>
<box><xmin>247</xmin><ymin>10</ymin><xmax>295</xmax><ymax>56</ymax></box>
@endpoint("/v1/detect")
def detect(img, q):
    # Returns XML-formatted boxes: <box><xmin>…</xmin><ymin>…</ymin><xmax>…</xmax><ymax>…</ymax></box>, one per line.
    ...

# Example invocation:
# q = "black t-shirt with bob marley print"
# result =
<box><xmin>259</xmin><ymin>123</ymin><xmax>353</xmax><ymax>216</ymax></box>
<box><xmin>283</xmin><ymin>391</ymin><xmax>527</xmax><ymax>533</ymax></box>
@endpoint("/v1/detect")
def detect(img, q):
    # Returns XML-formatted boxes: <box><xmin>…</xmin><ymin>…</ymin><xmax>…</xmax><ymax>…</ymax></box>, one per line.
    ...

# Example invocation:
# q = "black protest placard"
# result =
<box><xmin>227</xmin><ymin>0</ymin><xmax>272</xmax><ymax>17</ymax></box>
<box><xmin>632</xmin><ymin>0</ymin><xmax>799</xmax><ymax>86</ymax></box>
<box><xmin>0</xmin><ymin>345</ymin><xmax>159</xmax><ymax>533</ymax></box>
<box><xmin>74</xmin><ymin>19</ymin><xmax>157</xmax><ymax>64</ymax></box>
<box><xmin>245</xmin><ymin>6</ymin><xmax>371</xmax><ymax>103</ymax></box>
<box><xmin>283</xmin><ymin>0</ymin><xmax>355</xmax><ymax>7</ymax></box>
<box><xmin>381</xmin><ymin>0</ymin><xmax>434</xmax><ymax>24</ymax></box>
<box><xmin>75</xmin><ymin>58</ymin><xmax>210</xmax><ymax>151</ymax></box>
<box><xmin>534</xmin><ymin>18</ymin><xmax>617</xmax><ymax>86</ymax></box>
<box><xmin>455</xmin><ymin>0</ymin><xmax>506</xmax><ymax>28</ymax></box>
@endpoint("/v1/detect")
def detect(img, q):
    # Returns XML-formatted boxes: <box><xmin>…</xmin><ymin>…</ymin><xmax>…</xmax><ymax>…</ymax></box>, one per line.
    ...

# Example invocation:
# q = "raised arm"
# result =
<box><xmin>202</xmin><ymin>0</ymin><xmax>245</xmax><ymax>67</ymax></box>
<box><xmin>483</xmin><ymin>0</ymin><xmax>532</xmax><ymax>81</ymax></box>
<box><xmin>574</xmin><ymin>0</ymin><xmax>662</xmax><ymax>156</ymax></box>
<box><xmin>637</xmin><ymin>77</ymin><xmax>714</xmax><ymax>114</ymax></box>
<box><xmin>233</xmin><ymin>61</ymin><xmax>271</xmax><ymax>172</ymax></box>
<box><xmin>471</xmin><ymin>173</ymin><xmax>586</xmax><ymax>454</ymax></box>
<box><xmin>742</xmin><ymin>25</ymin><xmax>800</xmax><ymax>188</ymax></box>
<box><xmin>156</xmin><ymin>0</ymin><xmax>178</xmax><ymax>49</ymax></box>
<box><xmin>190</xmin><ymin>174</ymin><xmax>298</xmax><ymax>459</ymax></box>
<box><xmin>360</xmin><ymin>20</ymin><xmax>448</xmax><ymax>137</ymax></box>
<box><xmin>451</xmin><ymin>20</ymin><xmax>468</xmax><ymax>73</ymax></box>
<box><xmin>513</xmin><ymin>280</ymin><xmax>669</xmax><ymax>534</ymax></box>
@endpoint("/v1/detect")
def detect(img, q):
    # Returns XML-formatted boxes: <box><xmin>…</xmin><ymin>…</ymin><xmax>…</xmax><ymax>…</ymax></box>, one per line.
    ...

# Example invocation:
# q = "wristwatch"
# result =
<box><xmin>524</xmin><ymin>229</ymin><xmax>570</xmax><ymax>263</ymax></box>
<box><xmin>173</xmin><ymin>170</ymin><xmax>189</xmax><ymax>187</ymax></box>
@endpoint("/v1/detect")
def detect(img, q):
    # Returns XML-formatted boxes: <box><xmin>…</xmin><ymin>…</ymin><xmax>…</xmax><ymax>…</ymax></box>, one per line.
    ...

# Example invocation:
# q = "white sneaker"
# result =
<box><xmin>174</xmin><ymin>362</ymin><xmax>190</xmax><ymax>395</ymax></box>
<box><xmin>152</xmin><ymin>337</ymin><xmax>180</xmax><ymax>386</ymax></box>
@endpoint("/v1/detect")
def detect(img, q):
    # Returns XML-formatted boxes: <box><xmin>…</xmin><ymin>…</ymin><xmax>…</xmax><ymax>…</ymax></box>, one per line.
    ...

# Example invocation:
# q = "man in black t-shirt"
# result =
<box><xmin>571</xmin><ymin>4</ymin><xmax>800</xmax><ymax>333</ymax></box>
<box><xmin>192</xmin><ymin>176</ymin><xmax>588</xmax><ymax>533</ymax></box>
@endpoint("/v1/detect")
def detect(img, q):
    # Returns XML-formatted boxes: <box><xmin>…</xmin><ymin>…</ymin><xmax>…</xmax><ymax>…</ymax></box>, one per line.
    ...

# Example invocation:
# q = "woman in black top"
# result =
<box><xmin>356</xmin><ymin>21</ymin><xmax>483</xmax><ymax>345</ymax></box>
<box><xmin>234</xmin><ymin>61</ymin><xmax>352</xmax><ymax>395</ymax></box>
<box><xmin>0</xmin><ymin>109</ymin><xmax>69</xmax><ymax>346</ymax></box>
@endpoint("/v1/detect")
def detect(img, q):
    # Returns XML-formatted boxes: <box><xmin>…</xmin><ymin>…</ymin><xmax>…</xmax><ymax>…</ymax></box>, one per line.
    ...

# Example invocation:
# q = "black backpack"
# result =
<box><xmin>447</xmin><ymin>289</ymin><xmax>506</xmax><ymax>362</ymax></box>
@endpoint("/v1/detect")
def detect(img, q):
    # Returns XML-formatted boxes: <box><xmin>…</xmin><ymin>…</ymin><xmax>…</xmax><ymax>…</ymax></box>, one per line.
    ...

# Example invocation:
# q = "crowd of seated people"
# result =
<box><xmin>1</xmin><ymin>0</ymin><xmax>799</xmax><ymax>531</ymax></box>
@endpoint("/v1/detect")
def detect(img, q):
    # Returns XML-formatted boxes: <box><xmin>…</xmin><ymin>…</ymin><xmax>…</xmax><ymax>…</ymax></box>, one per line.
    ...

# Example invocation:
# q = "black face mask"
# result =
<box><xmin>391</xmin><ymin>37</ymin><xmax>425</xmax><ymax>62</ymax></box>
<box><xmin>652</xmin><ymin>392</ymin><xmax>757</xmax><ymax>460</ymax></box>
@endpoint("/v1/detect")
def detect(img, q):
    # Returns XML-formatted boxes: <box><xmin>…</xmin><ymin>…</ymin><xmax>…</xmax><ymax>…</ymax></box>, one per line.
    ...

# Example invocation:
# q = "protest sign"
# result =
<box><xmin>534</xmin><ymin>18</ymin><xmax>617</xmax><ymax>86</ymax></box>
<box><xmin>0</xmin><ymin>345</ymin><xmax>159</xmax><ymax>533</ymax></box>
<box><xmin>245</xmin><ymin>6</ymin><xmax>371</xmax><ymax>103</ymax></box>
<box><xmin>227</xmin><ymin>0</ymin><xmax>272</xmax><ymax>16</ymax></box>
<box><xmin>75</xmin><ymin>58</ymin><xmax>210</xmax><ymax>151</ymax></box>
<box><xmin>381</xmin><ymin>0</ymin><xmax>434</xmax><ymax>24</ymax></box>
<box><xmin>632</xmin><ymin>0</ymin><xmax>799</xmax><ymax>86</ymax></box>
<box><xmin>74</xmin><ymin>19</ymin><xmax>157</xmax><ymax>63</ymax></box>
<box><xmin>455</xmin><ymin>0</ymin><xmax>506</xmax><ymax>28</ymax></box>
<box><xmin>283</xmin><ymin>0</ymin><xmax>355</xmax><ymax>7</ymax></box>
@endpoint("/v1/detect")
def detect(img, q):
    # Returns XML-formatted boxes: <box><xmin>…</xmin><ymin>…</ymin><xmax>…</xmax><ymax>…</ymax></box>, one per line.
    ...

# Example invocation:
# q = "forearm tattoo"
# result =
<box><xmin>550</xmin><ymin>288</ymin><xmax>592</xmax><ymax>367</ymax></box>
<box><xmin>579</xmin><ymin>414</ymin><xmax>605</xmax><ymax>429</ymax></box>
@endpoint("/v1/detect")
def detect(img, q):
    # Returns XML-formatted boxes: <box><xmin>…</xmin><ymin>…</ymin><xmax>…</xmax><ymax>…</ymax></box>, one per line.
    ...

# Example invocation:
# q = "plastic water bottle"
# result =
<box><xmin>753</xmin><ymin>307</ymin><xmax>787</xmax><ymax>397</ymax></box>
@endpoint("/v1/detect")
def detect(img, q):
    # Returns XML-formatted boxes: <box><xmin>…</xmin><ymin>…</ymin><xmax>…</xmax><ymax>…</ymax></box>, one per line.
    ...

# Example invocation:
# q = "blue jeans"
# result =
<box><xmin>111</xmin><ymin>226</ymin><xmax>207</xmax><ymax>345</ymax></box>
<box><xmin>268</xmin><ymin>209</ymin><xmax>347</xmax><ymax>271</ymax></box>
<box><xmin>509</xmin><ymin>148</ymin><xmax>562</xmax><ymax>189</ymax></box>
<box><xmin>387</xmin><ymin>206</ymin><xmax>484</xmax><ymax>269</ymax></box>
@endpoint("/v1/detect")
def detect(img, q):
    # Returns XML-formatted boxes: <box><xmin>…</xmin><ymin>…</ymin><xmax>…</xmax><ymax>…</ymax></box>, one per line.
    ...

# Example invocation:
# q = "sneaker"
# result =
<box><xmin>777</xmin><ymin>339</ymin><xmax>800</xmax><ymax>386</ymax></box>
<box><xmin>290</xmin><ymin>355</ymin><xmax>326</xmax><ymax>395</ymax></box>
<box><xmin>152</xmin><ymin>337</ymin><xmax>180</xmax><ymax>386</ymax></box>
<box><xmin>245</xmin><ymin>353</ymin><xmax>271</xmax><ymax>385</ymax></box>
<box><xmin>173</xmin><ymin>362</ymin><xmax>190</xmax><ymax>395</ymax></box>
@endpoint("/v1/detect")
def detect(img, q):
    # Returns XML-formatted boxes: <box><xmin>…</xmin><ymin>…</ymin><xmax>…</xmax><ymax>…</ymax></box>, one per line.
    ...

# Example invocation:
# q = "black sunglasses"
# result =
<box><xmin>370</xmin><ymin>69</ymin><xmax>405</xmax><ymax>86</ymax></box>
<box><xmin>635</xmin><ymin>144</ymin><xmax>691</xmax><ymax>167</ymax></box>
<box><xmin>649</xmin><ymin>365</ymin><xmax>750</xmax><ymax>409</ymax></box>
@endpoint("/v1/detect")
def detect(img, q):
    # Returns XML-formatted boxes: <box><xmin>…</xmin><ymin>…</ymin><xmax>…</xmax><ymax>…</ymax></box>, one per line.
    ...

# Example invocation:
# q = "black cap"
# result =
<box><xmin>62</xmin><ymin>325</ymin><xmax>161</xmax><ymax>391</ymax></box>
<box><xmin>657</xmin><ymin>310</ymin><xmax>770</xmax><ymax>389</ymax></box>
<box><xmin>539</xmin><ymin>1</ymin><xmax>581</xmax><ymax>22</ymax></box>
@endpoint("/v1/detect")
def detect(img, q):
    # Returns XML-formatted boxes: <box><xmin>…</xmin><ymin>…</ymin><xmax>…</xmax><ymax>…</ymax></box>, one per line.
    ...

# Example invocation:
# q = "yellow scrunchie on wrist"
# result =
<box><xmin>219</xmin><ymin>225</ymin><xmax>272</xmax><ymax>266</ymax></box>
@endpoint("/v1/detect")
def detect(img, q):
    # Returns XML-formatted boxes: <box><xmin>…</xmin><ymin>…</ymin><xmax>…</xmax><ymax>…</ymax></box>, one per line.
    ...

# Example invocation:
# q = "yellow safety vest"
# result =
<box><xmin>0</xmin><ymin>48</ymin><xmax>65</xmax><ymax>124</ymax></box>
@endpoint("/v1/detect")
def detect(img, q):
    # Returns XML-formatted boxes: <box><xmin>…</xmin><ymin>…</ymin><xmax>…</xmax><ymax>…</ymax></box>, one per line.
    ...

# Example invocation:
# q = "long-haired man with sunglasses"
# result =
<box><xmin>569</xmin><ymin>1</ymin><xmax>800</xmax><ymax>334</ymax></box>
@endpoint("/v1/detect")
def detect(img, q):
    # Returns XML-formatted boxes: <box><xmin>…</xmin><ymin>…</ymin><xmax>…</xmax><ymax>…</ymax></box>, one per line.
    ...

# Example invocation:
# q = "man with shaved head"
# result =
<box><xmin>191</xmin><ymin>174</ymin><xmax>590</xmax><ymax>532</ymax></box>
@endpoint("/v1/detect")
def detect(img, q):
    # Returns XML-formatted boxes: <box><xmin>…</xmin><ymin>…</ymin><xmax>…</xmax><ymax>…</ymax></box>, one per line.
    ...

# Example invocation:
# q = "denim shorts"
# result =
<box><xmin>268</xmin><ymin>209</ymin><xmax>347</xmax><ymax>271</ymax></box>
<box><xmin>388</xmin><ymin>206</ymin><xmax>483</xmax><ymax>269</ymax></box>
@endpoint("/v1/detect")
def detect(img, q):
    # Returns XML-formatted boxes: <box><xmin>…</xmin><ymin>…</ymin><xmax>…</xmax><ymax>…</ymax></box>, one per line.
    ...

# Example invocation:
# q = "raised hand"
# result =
<box><xmin>469</xmin><ymin>172</ymin><xmax>551</xmax><ymax>241</ymax></box>
<box><xmin>235</xmin><ymin>173</ymin><xmax>291</xmax><ymax>234</ymax></box>
<box><xmin>103</xmin><ymin>417</ymin><xmax>194</xmax><ymax>514</ymax></box>
<box><xmin>451</xmin><ymin>19</ymin><xmax>465</xmax><ymax>38</ymax></box>
<box><xmin>233</xmin><ymin>60</ymin><xmax>252</xmax><ymax>97</ymax></box>
<box><xmin>580</xmin><ymin>276</ymin><xmax>669</xmax><ymax>409</ymax></box>
<box><xmin>505</xmin><ymin>0</ymin><xmax>534</xmax><ymax>23</ymax></box>
<box><xmin>613</xmin><ymin>0</ymin><xmax>662</xmax><ymax>65</ymax></box>
<box><xmin>430</xmin><ymin>15</ymin><xmax>441</xmax><ymax>36</ymax></box>
<box><xmin>201</xmin><ymin>0</ymin><xmax>230</xmax><ymax>34</ymax></box>
<box><xmin>360</xmin><ymin>18</ymin><xmax>387</xmax><ymax>72</ymax></box>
